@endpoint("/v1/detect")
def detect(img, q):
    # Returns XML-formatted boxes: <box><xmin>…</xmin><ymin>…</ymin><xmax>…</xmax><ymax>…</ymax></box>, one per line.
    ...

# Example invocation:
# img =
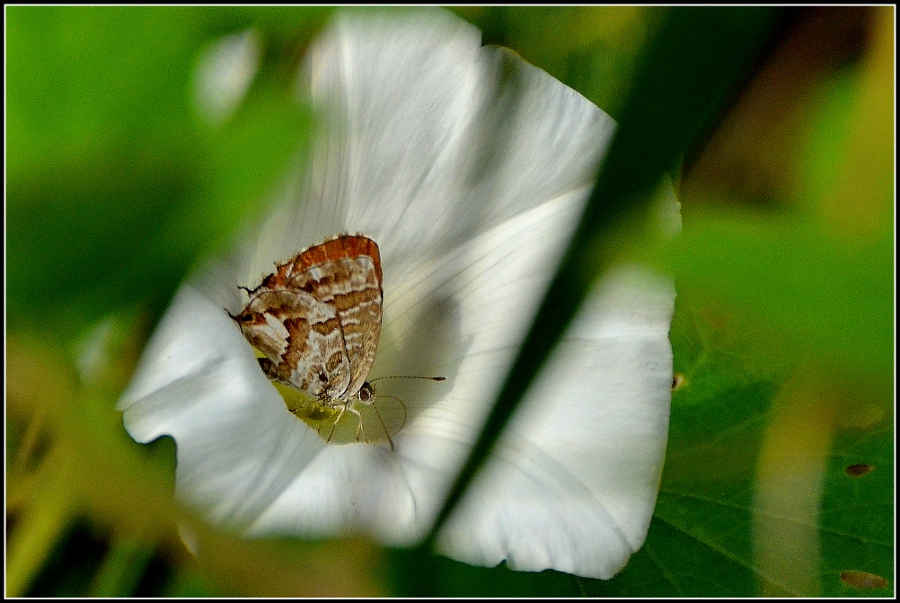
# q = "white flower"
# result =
<box><xmin>117</xmin><ymin>8</ymin><xmax>677</xmax><ymax>580</ymax></box>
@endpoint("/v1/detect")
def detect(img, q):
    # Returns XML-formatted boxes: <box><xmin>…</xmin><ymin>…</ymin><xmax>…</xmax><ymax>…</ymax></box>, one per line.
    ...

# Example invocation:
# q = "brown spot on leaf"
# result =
<box><xmin>844</xmin><ymin>464</ymin><xmax>874</xmax><ymax>477</ymax></box>
<box><xmin>672</xmin><ymin>372</ymin><xmax>687</xmax><ymax>391</ymax></box>
<box><xmin>840</xmin><ymin>570</ymin><xmax>888</xmax><ymax>589</ymax></box>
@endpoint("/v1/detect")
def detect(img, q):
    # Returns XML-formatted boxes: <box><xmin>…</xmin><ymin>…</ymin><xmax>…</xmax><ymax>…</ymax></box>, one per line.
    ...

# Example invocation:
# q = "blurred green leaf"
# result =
<box><xmin>88</xmin><ymin>533</ymin><xmax>156</xmax><ymax>597</ymax></box>
<box><xmin>161</xmin><ymin>566</ymin><xmax>234</xmax><ymax>597</ymax></box>
<box><xmin>21</xmin><ymin>520</ymin><xmax>103</xmax><ymax>597</ymax></box>
<box><xmin>666</xmin><ymin>214</ymin><xmax>892</xmax><ymax>380</ymax></box>
<box><xmin>6</xmin><ymin>6</ymin><xmax>312</xmax><ymax>337</ymax></box>
<box><xmin>798</xmin><ymin>70</ymin><xmax>860</xmax><ymax>218</ymax></box>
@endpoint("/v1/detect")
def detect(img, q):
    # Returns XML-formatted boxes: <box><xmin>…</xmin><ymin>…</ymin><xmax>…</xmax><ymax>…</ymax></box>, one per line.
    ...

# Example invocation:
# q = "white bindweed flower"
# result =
<box><xmin>118</xmin><ymin>8</ymin><xmax>678</xmax><ymax>580</ymax></box>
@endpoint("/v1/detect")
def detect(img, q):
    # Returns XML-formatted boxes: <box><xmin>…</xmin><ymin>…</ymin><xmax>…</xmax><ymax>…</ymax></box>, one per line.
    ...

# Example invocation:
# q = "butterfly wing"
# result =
<box><xmin>285</xmin><ymin>235</ymin><xmax>383</xmax><ymax>400</ymax></box>
<box><xmin>240</xmin><ymin>287</ymin><xmax>351</xmax><ymax>399</ymax></box>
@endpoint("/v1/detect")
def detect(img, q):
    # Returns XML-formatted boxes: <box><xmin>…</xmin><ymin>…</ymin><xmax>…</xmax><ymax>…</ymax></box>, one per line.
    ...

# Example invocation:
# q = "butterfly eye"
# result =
<box><xmin>358</xmin><ymin>383</ymin><xmax>373</xmax><ymax>403</ymax></box>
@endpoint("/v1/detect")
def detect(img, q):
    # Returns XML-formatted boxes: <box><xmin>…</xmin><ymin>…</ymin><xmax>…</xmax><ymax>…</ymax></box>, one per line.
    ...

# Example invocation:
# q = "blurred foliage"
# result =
<box><xmin>6</xmin><ymin>6</ymin><xmax>323</xmax><ymax>334</ymax></box>
<box><xmin>6</xmin><ymin>5</ymin><xmax>893</xmax><ymax>597</ymax></box>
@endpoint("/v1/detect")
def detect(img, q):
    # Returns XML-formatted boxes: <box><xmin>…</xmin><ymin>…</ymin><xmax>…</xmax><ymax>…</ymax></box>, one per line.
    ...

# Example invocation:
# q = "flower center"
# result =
<box><xmin>270</xmin><ymin>380</ymin><xmax>396</xmax><ymax>446</ymax></box>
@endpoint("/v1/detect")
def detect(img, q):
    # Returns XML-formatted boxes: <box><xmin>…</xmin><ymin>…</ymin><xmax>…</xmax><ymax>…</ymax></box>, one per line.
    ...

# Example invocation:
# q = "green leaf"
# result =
<box><xmin>666</xmin><ymin>214</ymin><xmax>893</xmax><ymax>381</ymax></box>
<box><xmin>88</xmin><ymin>534</ymin><xmax>156</xmax><ymax>597</ymax></box>
<box><xmin>6</xmin><ymin>6</ymin><xmax>313</xmax><ymax>337</ymax></box>
<box><xmin>821</xmin><ymin>423</ymin><xmax>893</xmax><ymax>597</ymax></box>
<box><xmin>600</xmin><ymin>300</ymin><xmax>894</xmax><ymax>597</ymax></box>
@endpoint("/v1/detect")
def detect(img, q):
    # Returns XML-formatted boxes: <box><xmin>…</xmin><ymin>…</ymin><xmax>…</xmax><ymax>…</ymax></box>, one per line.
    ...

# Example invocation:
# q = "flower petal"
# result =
<box><xmin>225</xmin><ymin>8</ymin><xmax>614</xmax><ymax>301</ymax></box>
<box><xmin>436</xmin><ymin>260</ymin><xmax>676</xmax><ymax>579</ymax></box>
<box><xmin>118</xmin><ymin>286</ymin><xmax>326</xmax><ymax>530</ymax></box>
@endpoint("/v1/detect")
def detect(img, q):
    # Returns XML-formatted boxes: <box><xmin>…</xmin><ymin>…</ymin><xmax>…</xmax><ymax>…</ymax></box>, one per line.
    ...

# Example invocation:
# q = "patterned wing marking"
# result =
<box><xmin>239</xmin><ymin>235</ymin><xmax>383</xmax><ymax>401</ymax></box>
<box><xmin>242</xmin><ymin>289</ymin><xmax>351</xmax><ymax>398</ymax></box>
<box><xmin>288</xmin><ymin>251</ymin><xmax>383</xmax><ymax>399</ymax></box>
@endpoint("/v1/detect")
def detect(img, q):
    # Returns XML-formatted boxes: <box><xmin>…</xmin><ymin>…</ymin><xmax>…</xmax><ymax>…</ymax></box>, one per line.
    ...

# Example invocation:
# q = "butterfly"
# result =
<box><xmin>228</xmin><ymin>234</ymin><xmax>386</xmax><ymax>443</ymax></box>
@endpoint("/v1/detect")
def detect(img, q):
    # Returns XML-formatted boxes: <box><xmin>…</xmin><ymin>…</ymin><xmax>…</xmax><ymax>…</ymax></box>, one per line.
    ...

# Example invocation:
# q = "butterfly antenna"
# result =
<box><xmin>373</xmin><ymin>394</ymin><xmax>407</xmax><ymax>440</ymax></box>
<box><xmin>368</xmin><ymin>375</ymin><xmax>446</xmax><ymax>384</ymax></box>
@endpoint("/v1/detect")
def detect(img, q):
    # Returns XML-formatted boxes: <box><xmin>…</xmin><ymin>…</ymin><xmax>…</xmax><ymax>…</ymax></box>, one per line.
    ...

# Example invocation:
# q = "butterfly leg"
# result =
<box><xmin>345</xmin><ymin>403</ymin><xmax>395</xmax><ymax>451</ymax></box>
<box><xmin>322</xmin><ymin>404</ymin><xmax>347</xmax><ymax>444</ymax></box>
<box><xmin>344</xmin><ymin>404</ymin><xmax>369</xmax><ymax>444</ymax></box>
